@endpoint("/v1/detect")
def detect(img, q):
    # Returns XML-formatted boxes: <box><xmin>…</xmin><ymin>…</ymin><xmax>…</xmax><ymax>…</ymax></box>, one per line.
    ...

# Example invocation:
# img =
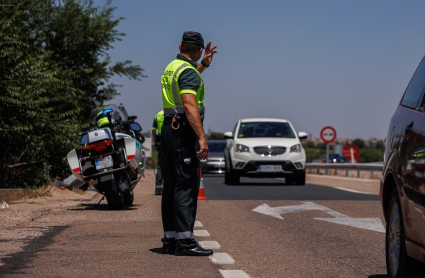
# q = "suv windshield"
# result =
<box><xmin>237</xmin><ymin>122</ymin><xmax>295</xmax><ymax>138</ymax></box>
<box><xmin>208</xmin><ymin>142</ymin><xmax>226</xmax><ymax>153</ymax></box>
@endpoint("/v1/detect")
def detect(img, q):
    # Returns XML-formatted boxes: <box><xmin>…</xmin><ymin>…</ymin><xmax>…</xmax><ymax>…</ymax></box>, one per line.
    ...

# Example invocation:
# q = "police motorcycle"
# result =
<box><xmin>66</xmin><ymin>105</ymin><xmax>146</xmax><ymax>210</ymax></box>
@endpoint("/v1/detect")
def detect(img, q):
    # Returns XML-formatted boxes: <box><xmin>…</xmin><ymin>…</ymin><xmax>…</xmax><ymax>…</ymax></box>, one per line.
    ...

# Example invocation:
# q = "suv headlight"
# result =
<box><xmin>290</xmin><ymin>144</ymin><xmax>302</xmax><ymax>153</ymax></box>
<box><xmin>235</xmin><ymin>144</ymin><xmax>250</xmax><ymax>153</ymax></box>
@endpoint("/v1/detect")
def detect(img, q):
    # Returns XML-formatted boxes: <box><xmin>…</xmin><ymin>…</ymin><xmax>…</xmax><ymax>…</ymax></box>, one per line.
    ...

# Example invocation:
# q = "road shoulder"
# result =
<box><xmin>306</xmin><ymin>174</ymin><xmax>380</xmax><ymax>195</ymax></box>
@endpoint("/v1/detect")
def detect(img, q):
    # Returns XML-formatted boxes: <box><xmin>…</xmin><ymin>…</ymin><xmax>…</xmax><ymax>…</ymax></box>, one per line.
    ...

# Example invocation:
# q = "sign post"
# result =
<box><xmin>320</xmin><ymin>126</ymin><xmax>337</xmax><ymax>163</ymax></box>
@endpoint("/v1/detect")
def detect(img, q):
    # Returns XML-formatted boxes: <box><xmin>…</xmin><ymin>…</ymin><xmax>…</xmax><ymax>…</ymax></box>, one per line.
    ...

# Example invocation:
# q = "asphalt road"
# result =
<box><xmin>203</xmin><ymin>174</ymin><xmax>380</xmax><ymax>201</ymax></box>
<box><xmin>0</xmin><ymin>172</ymin><xmax>391</xmax><ymax>278</ymax></box>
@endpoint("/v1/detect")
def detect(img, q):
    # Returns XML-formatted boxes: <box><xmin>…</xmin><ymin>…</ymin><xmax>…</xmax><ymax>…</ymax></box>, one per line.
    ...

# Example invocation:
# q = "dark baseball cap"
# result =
<box><xmin>181</xmin><ymin>31</ymin><xmax>204</xmax><ymax>49</ymax></box>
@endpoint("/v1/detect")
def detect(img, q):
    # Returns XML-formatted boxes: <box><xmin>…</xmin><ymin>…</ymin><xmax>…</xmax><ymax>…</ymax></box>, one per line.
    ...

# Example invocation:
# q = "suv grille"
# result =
<box><xmin>253</xmin><ymin>146</ymin><xmax>286</xmax><ymax>156</ymax></box>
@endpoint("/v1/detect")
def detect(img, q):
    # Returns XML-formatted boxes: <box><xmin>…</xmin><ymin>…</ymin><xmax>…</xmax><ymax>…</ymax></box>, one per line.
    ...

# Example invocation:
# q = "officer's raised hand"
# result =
<box><xmin>202</xmin><ymin>41</ymin><xmax>217</xmax><ymax>66</ymax></box>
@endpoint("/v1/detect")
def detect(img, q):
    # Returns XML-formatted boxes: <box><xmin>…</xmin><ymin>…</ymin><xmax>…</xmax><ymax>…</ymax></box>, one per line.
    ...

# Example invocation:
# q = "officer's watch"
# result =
<box><xmin>201</xmin><ymin>61</ymin><xmax>209</xmax><ymax>68</ymax></box>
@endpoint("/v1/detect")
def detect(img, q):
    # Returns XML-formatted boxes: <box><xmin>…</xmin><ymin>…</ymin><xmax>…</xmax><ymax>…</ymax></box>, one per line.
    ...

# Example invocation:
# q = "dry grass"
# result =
<box><xmin>22</xmin><ymin>184</ymin><xmax>53</xmax><ymax>199</ymax></box>
<box><xmin>70</xmin><ymin>188</ymin><xmax>85</xmax><ymax>195</ymax></box>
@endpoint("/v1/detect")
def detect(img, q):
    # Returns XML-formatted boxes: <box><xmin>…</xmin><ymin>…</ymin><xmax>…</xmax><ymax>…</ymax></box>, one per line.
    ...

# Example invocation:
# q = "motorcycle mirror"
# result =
<box><xmin>130</xmin><ymin>123</ymin><xmax>142</xmax><ymax>132</ymax></box>
<box><xmin>128</xmin><ymin>116</ymin><xmax>137</xmax><ymax>120</ymax></box>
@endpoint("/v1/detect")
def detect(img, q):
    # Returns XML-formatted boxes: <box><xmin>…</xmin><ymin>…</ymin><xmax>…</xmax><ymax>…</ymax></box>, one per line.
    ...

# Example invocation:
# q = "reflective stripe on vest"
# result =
<box><xmin>171</xmin><ymin>63</ymin><xmax>190</xmax><ymax>114</ymax></box>
<box><xmin>161</xmin><ymin>59</ymin><xmax>205</xmax><ymax>114</ymax></box>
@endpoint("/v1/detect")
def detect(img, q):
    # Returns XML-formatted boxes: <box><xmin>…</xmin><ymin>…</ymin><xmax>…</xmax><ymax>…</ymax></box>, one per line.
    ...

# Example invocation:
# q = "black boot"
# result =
<box><xmin>161</xmin><ymin>238</ymin><xmax>175</xmax><ymax>254</ymax></box>
<box><xmin>175</xmin><ymin>246</ymin><xmax>213</xmax><ymax>256</ymax></box>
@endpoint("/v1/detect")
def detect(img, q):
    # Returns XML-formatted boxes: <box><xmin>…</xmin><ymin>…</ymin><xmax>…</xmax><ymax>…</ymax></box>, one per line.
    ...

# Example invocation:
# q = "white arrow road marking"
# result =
<box><xmin>252</xmin><ymin>202</ymin><xmax>346</xmax><ymax>219</ymax></box>
<box><xmin>315</xmin><ymin>217</ymin><xmax>385</xmax><ymax>233</ymax></box>
<box><xmin>253</xmin><ymin>202</ymin><xmax>385</xmax><ymax>233</ymax></box>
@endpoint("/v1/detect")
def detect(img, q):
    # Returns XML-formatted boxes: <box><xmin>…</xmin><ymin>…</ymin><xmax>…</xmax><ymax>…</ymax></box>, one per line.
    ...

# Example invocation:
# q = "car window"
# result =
<box><xmin>237</xmin><ymin>122</ymin><xmax>295</xmax><ymax>138</ymax></box>
<box><xmin>207</xmin><ymin>142</ymin><xmax>227</xmax><ymax>153</ymax></box>
<box><xmin>401</xmin><ymin>56</ymin><xmax>425</xmax><ymax>109</ymax></box>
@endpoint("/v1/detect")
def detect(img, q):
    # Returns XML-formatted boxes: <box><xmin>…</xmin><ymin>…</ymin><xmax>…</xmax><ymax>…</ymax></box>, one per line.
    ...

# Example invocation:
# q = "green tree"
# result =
<box><xmin>352</xmin><ymin>138</ymin><xmax>366</xmax><ymax>149</ymax></box>
<box><xmin>207</xmin><ymin>132</ymin><xmax>225</xmax><ymax>140</ymax></box>
<box><xmin>31</xmin><ymin>0</ymin><xmax>146</xmax><ymax>120</ymax></box>
<box><xmin>359</xmin><ymin>148</ymin><xmax>384</xmax><ymax>163</ymax></box>
<box><xmin>303</xmin><ymin>141</ymin><xmax>316</xmax><ymax>149</ymax></box>
<box><xmin>304</xmin><ymin>148</ymin><xmax>325</xmax><ymax>163</ymax></box>
<box><xmin>375</xmin><ymin>140</ymin><xmax>385</xmax><ymax>149</ymax></box>
<box><xmin>0</xmin><ymin>1</ymin><xmax>85</xmax><ymax>188</ymax></box>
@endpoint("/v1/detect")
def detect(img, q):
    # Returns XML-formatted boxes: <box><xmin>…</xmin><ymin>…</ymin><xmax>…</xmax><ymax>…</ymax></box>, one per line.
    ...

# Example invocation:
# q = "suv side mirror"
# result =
<box><xmin>298</xmin><ymin>132</ymin><xmax>308</xmax><ymax>140</ymax></box>
<box><xmin>224</xmin><ymin>131</ymin><xmax>233</xmax><ymax>139</ymax></box>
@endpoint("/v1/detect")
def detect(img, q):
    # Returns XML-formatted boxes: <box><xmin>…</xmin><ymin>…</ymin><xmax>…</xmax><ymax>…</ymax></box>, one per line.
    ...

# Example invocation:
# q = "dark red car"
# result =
<box><xmin>381</xmin><ymin>55</ymin><xmax>425</xmax><ymax>277</ymax></box>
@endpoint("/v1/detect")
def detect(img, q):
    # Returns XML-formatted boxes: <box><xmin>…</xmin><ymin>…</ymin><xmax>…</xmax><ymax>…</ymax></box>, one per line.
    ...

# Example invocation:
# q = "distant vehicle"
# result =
<box><xmin>223</xmin><ymin>118</ymin><xmax>307</xmax><ymax>185</ymax></box>
<box><xmin>380</xmin><ymin>55</ymin><xmax>425</xmax><ymax>277</ymax></box>
<box><xmin>200</xmin><ymin>140</ymin><xmax>227</xmax><ymax>174</ymax></box>
<box><xmin>322</xmin><ymin>153</ymin><xmax>349</xmax><ymax>163</ymax></box>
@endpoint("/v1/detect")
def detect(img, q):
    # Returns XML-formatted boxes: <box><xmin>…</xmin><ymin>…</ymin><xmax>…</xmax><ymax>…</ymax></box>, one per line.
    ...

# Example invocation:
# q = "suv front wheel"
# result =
<box><xmin>294</xmin><ymin>173</ymin><xmax>306</xmax><ymax>185</ymax></box>
<box><xmin>225</xmin><ymin>158</ymin><xmax>240</xmax><ymax>185</ymax></box>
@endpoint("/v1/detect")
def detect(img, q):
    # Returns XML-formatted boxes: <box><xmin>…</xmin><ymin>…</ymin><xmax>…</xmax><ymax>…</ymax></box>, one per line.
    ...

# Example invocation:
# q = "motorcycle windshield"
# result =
<box><xmin>89</xmin><ymin>104</ymin><xmax>128</xmax><ymax>124</ymax></box>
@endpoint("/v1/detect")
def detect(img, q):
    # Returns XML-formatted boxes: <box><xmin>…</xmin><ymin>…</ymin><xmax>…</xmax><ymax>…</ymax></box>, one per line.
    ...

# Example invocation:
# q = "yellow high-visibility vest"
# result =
<box><xmin>161</xmin><ymin>59</ymin><xmax>204</xmax><ymax>114</ymax></box>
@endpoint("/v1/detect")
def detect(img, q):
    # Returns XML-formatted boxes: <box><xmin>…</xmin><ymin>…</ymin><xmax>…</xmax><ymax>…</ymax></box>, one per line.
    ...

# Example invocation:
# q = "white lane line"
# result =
<box><xmin>335</xmin><ymin>187</ymin><xmax>374</xmax><ymax>195</ymax></box>
<box><xmin>308</xmin><ymin>174</ymin><xmax>379</xmax><ymax>183</ymax></box>
<box><xmin>199</xmin><ymin>241</ymin><xmax>221</xmax><ymax>249</ymax></box>
<box><xmin>194</xmin><ymin>221</ymin><xmax>203</xmax><ymax>227</ymax></box>
<box><xmin>210</xmin><ymin>252</ymin><xmax>235</xmax><ymax>264</ymax></box>
<box><xmin>219</xmin><ymin>270</ymin><xmax>251</xmax><ymax>278</ymax></box>
<box><xmin>193</xmin><ymin>230</ymin><xmax>210</xmax><ymax>237</ymax></box>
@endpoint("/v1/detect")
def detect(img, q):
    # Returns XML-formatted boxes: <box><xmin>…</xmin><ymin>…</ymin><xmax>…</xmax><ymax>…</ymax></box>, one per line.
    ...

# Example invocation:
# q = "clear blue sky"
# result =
<box><xmin>96</xmin><ymin>0</ymin><xmax>425</xmax><ymax>139</ymax></box>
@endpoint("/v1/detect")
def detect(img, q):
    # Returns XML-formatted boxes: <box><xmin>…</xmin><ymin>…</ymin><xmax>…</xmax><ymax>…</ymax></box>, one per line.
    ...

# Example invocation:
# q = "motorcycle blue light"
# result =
<box><xmin>102</xmin><ymin>108</ymin><xmax>113</xmax><ymax>114</ymax></box>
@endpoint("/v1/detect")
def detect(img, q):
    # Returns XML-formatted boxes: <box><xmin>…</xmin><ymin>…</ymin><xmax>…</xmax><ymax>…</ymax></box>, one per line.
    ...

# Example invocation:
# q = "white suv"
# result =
<box><xmin>223</xmin><ymin>118</ymin><xmax>307</xmax><ymax>185</ymax></box>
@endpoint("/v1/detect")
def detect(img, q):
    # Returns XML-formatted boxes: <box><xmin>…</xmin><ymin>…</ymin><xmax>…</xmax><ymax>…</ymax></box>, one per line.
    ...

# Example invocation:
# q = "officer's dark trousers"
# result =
<box><xmin>161</xmin><ymin>121</ymin><xmax>200</xmax><ymax>250</ymax></box>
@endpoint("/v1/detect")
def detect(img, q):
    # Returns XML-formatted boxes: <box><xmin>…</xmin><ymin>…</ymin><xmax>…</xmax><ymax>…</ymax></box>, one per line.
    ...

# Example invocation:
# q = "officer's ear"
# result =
<box><xmin>179</xmin><ymin>44</ymin><xmax>181</xmax><ymax>51</ymax></box>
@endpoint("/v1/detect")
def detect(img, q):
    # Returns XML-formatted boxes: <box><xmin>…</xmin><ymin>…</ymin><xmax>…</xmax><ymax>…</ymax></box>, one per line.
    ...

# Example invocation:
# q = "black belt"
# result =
<box><xmin>163</xmin><ymin>114</ymin><xmax>203</xmax><ymax>125</ymax></box>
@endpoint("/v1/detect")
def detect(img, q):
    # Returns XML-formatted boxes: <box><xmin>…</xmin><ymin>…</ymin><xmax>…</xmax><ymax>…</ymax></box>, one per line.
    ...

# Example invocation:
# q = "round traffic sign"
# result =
<box><xmin>320</xmin><ymin>126</ymin><xmax>337</xmax><ymax>143</ymax></box>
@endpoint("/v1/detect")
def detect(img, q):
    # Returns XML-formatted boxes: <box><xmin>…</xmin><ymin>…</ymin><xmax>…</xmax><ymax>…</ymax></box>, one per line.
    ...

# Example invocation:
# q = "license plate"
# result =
<box><xmin>95</xmin><ymin>155</ymin><xmax>113</xmax><ymax>170</ymax></box>
<box><xmin>259</xmin><ymin>165</ymin><xmax>282</xmax><ymax>172</ymax></box>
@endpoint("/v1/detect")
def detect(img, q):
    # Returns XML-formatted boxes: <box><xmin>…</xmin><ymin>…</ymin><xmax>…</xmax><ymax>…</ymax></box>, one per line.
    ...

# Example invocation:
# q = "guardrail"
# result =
<box><xmin>306</xmin><ymin>163</ymin><xmax>383</xmax><ymax>179</ymax></box>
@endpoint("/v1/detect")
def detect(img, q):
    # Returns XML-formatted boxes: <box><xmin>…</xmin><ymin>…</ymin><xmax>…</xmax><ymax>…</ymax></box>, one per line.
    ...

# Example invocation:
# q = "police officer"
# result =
<box><xmin>152</xmin><ymin>110</ymin><xmax>164</xmax><ymax>195</ymax></box>
<box><xmin>96</xmin><ymin>110</ymin><xmax>114</xmax><ymax>127</ymax></box>
<box><xmin>160</xmin><ymin>31</ymin><xmax>217</xmax><ymax>256</ymax></box>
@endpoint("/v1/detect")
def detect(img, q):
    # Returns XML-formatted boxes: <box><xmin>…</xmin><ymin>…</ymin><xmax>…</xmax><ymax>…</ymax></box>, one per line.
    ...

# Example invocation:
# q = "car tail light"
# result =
<box><xmin>82</xmin><ymin>140</ymin><xmax>114</xmax><ymax>152</ymax></box>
